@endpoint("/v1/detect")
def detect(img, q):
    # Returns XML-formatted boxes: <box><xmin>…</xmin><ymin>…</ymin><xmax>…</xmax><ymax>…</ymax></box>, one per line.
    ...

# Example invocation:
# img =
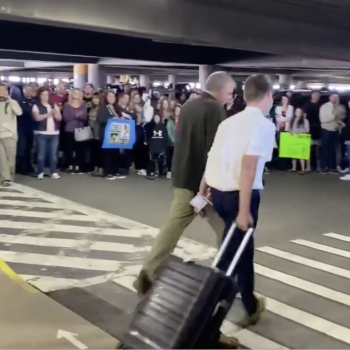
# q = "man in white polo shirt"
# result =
<box><xmin>200</xmin><ymin>73</ymin><xmax>275</xmax><ymax>328</ymax></box>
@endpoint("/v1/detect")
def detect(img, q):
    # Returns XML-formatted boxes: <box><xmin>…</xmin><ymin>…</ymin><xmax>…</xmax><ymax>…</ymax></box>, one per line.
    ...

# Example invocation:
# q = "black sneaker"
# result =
<box><xmin>1</xmin><ymin>180</ymin><xmax>11</xmax><ymax>187</ymax></box>
<box><xmin>328</xmin><ymin>170</ymin><xmax>338</xmax><ymax>175</ymax></box>
<box><xmin>320</xmin><ymin>170</ymin><xmax>328</xmax><ymax>175</ymax></box>
<box><xmin>146</xmin><ymin>175</ymin><xmax>155</xmax><ymax>180</ymax></box>
<box><xmin>105</xmin><ymin>175</ymin><xmax>116</xmax><ymax>180</ymax></box>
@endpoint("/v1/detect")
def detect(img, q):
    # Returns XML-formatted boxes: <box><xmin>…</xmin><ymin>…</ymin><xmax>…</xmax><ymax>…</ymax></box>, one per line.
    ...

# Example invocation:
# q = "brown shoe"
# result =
<box><xmin>218</xmin><ymin>333</ymin><xmax>240</xmax><ymax>349</ymax></box>
<box><xmin>133</xmin><ymin>270</ymin><xmax>153</xmax><ymax>297</ymax></box>
<box><xmin>235</xmin><ymin>294</ymin><xmax>266</xmax><ymax>328</ymax></box>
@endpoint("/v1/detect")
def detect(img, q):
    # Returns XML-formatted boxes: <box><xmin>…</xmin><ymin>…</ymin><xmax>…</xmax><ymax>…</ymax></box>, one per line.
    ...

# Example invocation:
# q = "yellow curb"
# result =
<box><xmin>0</xmin><ymin>257</ymin><xmax>37</xmax><ymax>293</ymax></box>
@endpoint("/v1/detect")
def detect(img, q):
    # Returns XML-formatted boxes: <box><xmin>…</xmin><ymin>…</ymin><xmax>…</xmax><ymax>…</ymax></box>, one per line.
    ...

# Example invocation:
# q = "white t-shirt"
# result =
<box><xmin>205</xmin><ymin>106</ymin><xmax>276</xmax><ymax>191</ymax></box>
<box><xmin>275</xmin><ymin>105</ymin><xmax>294</xmax><ymax>131</ymax></box>
<box><xmin>32</xmin><ymin>103</ymin><xmax>60</xmax><ymax>135</ymax></box>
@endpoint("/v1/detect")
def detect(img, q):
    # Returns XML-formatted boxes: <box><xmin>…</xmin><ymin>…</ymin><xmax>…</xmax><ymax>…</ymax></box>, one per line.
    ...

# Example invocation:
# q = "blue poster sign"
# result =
<box><xmin>102</xmin><ymin>119</ymin><xmax>136</xmax><ymax>149</ymax></box>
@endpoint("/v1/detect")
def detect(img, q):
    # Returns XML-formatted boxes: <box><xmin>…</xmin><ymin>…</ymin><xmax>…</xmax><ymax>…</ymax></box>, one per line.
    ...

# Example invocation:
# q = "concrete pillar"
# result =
<box><xmin>87</xmin><ymin>64</ymin><xmax>101</xmax><ymax>88</ymax></box>
<box><xmin>73</xmin><ymin>64</ymin><xmax>87</xmax><ymax>89</ymax></box>
<box><xmin>199</xmin><ymin>65</ymin><xmax>214</xmax><ymax>90</ymax></box>
<box><xmin>295</xmin><ymin>81</ymin><xmax>307</xmax><ymax>90</ymax></box>
<box><xmin>139</xmin><ymin>74</ymin><xmax>150</xmax><ymax>87</ymax></box>
<box><xmin>168</xmin><ymin>74</ymin><xmax>176</xmax><ymax>85</ymax></box>
<box><xmin>106</xmin><ymin>75</ymin><xmax>114</xmax><ymax>84</ymax></box>
<box><xmin>279</xmin><ymin>74</ymin><xmax>292</xmax><ymax>90</ymax></box>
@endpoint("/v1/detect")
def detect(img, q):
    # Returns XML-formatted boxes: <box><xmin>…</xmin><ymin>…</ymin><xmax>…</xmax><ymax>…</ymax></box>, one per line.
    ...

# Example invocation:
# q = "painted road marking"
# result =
<box><xmin>5</xmin><ymin>183</ymin><xmax>350</xmax><ymax>348</ymax></box>
<box><xmin>0</xmin><ymin>208</ymin><xmax>102</xmax><ymax>222</ymax></box>
<box><xmin>255</xmin><ymin>263</ymin><xmax>350</xmax><ymax>306</ymax></box>
<box><xmin>0</xmin><ymin>251</ymin><xmax>123</xmax><ymax>271</ymax></box>
<box><xmin>257</xmin><ymin>246</ymin><xmax>350</xmax><ymax>279</ymax></box>
<box><xmin>291</xmin><ymin>239</ymin><xmax>350</xmax><ymax>259</ymax></box>
<box><xmin>324</xmin><ymin>232</ymin><xmax>350</xmax><ymax>243</ymax></box>
<box><xmin>0</xmin><ymin>220</ymin><xmax>153</xmax><ymax>238</ymax></box>
<box><xmin>0</xmin><ymin>234</ymin><xmax>150</xmax><ymax>253</ymax></box>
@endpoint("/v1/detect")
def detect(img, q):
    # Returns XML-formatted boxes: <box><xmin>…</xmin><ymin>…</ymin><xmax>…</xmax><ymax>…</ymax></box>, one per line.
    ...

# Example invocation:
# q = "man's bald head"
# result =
<box><xmin>205</xmin><ymin>71</ymin><xmax>235</xmax><ymax>104</ymax></box>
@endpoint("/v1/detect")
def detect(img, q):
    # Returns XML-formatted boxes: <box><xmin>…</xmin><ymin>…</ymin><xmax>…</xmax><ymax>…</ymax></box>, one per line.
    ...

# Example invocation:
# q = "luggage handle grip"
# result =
<box><xmin>211</xmin><ymin>222</ymin><xmax>254</xmax><ymax>276</ymax></box>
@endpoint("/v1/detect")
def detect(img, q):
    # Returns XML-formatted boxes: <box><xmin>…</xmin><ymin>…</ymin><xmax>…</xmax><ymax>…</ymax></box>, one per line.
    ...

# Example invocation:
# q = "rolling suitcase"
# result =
<box><xmin>122</xmin><ymin>223</ymin><xmax>254</xmax><ymax>349</ymax></box>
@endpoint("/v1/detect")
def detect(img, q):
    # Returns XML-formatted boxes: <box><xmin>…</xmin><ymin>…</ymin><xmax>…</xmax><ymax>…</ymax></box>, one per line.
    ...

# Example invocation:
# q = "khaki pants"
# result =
<box><xmin>142</xmin><ymin>188</ymin><xmax>225</xmax><ymax>280</ymax></box>
<box><xmin>0</xmin><ymin>138</ymin><xmax>17</xmax><ymax>183</ymax></box>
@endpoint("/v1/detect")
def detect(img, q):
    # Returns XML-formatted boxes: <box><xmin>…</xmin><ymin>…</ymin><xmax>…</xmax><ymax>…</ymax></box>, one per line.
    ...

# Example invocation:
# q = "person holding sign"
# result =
<box><xmin>289</xmin><ymin>107</ymin><xmax>310</xmax><ymax>175</ymax></box>
<box><xmin>96</xmin><ymin>91</ymin><xmax>124</xmax><ymax>180</ymax></box>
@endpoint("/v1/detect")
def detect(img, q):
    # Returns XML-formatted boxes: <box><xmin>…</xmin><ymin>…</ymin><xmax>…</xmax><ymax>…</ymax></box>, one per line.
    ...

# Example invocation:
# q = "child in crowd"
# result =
<box><xmin>289</xmin><ymin>107</ymin><xmax>310</xmax><ymax>175</ymax></box>
<box><xmin>145</xmin><ymin>113</ymin><xmax>168</xmax><ymax>180</ymax></box>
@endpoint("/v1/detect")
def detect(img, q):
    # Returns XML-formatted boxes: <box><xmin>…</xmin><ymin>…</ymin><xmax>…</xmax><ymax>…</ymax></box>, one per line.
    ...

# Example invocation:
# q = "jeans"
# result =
<box><xmin>211</xmin><ymin>188</ymin><xmax>260</xmax><ymax>316</ymax></box>
<box><xmin>37</xmin><ymin>134</ymin><xmax>59</xmax><ymax>174</ymax></box>
<box><xmin>347</xmin><ymin>145</ymin><xmax>350</xmax><ymax>174</ymax></box>
<box><xmin>320</xmin><ymin>129</ymin><xmax>338</xmax><ymax>171</ymax></box>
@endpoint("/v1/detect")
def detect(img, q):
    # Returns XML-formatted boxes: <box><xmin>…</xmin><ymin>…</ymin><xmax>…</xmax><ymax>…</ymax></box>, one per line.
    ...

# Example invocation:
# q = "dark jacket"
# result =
<box><xmin>18</xmin><ymin>97</ymin><xmax>35</xmax><ymax>133</ymax></box>
<box><xmin>145</xmin><ymin>121</ymin><xmax>168</xmax><ymax>154</ymax></box>
<box><xmin>342</xmin><ymin>109</ymin><xmax>350</xmax><ymax>142</ymax></box>
<box><xmin>172</xmin><ymin>92</ymin><xmax>226</xmax><ymax>192</ymax></box>
<box><xmin>96</xmin><ymin>104</ymin><xmax>123</xmax><ymax>141</ymax></box>
<box><xmin>33</xmin><ymin>103</ymin><xmax>60</xmax><ymax>132</ymax></box>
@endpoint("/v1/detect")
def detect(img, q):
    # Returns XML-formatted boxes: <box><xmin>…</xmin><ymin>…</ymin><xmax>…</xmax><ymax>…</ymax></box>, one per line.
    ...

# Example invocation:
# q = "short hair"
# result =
<box><xmin>205</xmin><ymin>71</ymin><xmax>235</xmax><ymax>92</ymax></box>
<box><xmin>243</xmin><ymin>74</ymin><xmax>272</xmax><ymax>103</ymax></box>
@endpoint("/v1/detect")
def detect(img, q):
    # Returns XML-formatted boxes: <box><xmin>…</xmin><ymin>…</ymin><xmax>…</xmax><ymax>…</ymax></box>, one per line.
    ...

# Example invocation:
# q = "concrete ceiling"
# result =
<box><xmin>2</xmin><ymin>0</ymin><xmax>350</xmax><ymax>61</ymax></box>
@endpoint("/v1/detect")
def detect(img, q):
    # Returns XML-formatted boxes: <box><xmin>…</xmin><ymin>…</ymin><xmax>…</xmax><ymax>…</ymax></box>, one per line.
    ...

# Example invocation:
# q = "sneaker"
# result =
<box><xmin>146</xmin><ymin>175</ymin><xmax>155</xmax><ymax>180</ymax></box>
<box><xmin>68</xmin><ymin>169</ymin><xmax>76</xmax><ymax>175</ymax></box>
<box><xmin>37</xmin><ymin>172</ymin><xmax>44</xmax><ymax>180</ymax></box>
<box><xmin>137</xmin><ymin>169</ymin><xmax>147</xmax><ymax>176</ymax></box>
<box><xmin>340</xmin><ymin>174</ymin><xmax>350</xmax><ymax>181</ymax></box>
<box><xmin>320</xmin><ymin>170</ymin><xmax>328</xmax><ymax>175</ymax></box>
<box><xmin>264</xmin><ymin>167</ymin><xmax>270</xmax><ymax>175</ymax></box>
<box><xmin>337</xmin><ymin>165</ymin><xmax>348</xmax><ymax>174</ymax></box>
<box><xmin>234</xmin><ymin>294</ymin><xmax>266</xmax><ymax>328</ymax></box>
<box><xmin>51</xmin><ymin>173</ymin><xmax>61</xmax><ymax>179</ymax></box>
<box><xmin>105</xmin><ymin>175</ymin><xmax>116</xmax><ymax>180</ymax></box>
<box><xmin>116</xmin><ymin>175</ymin><xmax>126</xmax><ymax>179</ymax></box>
<box><xmin>166</xmin><ymin>171</ymin><xmax>172</xmax><ymax>179</ymax></box>
<box><xmin>328</xmin><ymin>169</ymin><xmax>339</xmax><ymax>175</ymax></box>
<box><xmin>1</xmin><ymin>180</ymin><xmax>11</xmax><ymax>187</ymax></box>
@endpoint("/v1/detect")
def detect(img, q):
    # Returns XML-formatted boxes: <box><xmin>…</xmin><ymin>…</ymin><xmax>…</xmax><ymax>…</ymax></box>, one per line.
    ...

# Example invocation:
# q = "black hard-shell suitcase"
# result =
<box><xmin>122</xmin><ymin>224</ymin><xmax>254</xmax><ymax>349</ymax></box>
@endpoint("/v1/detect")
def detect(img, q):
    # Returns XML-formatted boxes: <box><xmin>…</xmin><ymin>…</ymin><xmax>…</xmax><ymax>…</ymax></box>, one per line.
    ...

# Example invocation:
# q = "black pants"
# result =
<box><xmin>63</xmin><ymin>132</ymin><xmax>86</xmax><ymax>168</ymax></box>
<box><xmin>133</xmin><ymin>140</ymin><xmax>148</xmax><ymax>170</ymax></box>
<box><xmin>16</xmin><ymin>131</ymin><xmax>34</xmax><ymax>173</ymax></box>
<box><xmin>211</xmin><ymin>188</ymin><xmax>260</xmax><ymax>316</ymax></box>
<box><xmin>103</xmin><ymin>149</ymin><xmax>121</xmax><ymax>176</ymax></box>
<box><xmin>90</xmin><ymin>139</ymin><xmax>102</xmax><ymax>168</ymax></box>
<box><xmin>147</xmin><ymin>152</ymin><xmax>165</xmax><ymax>176</ymax></box>
<box><xmin>166</xmin><ymin>146</ymin><xmax>174</xmax><ymax>172</ymax></box>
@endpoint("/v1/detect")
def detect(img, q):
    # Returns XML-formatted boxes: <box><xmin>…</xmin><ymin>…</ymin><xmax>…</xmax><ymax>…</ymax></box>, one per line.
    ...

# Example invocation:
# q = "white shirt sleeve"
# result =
<box><xmin>246</xmin><ymin>122</ymin><xmax>276</xmax><ymax>161</ymax></box>
<box><xmin>32</xmin><ymin>104</ymin><xmax>39</xmax><ymax>113</ymax></box>
<box><xmin>143</xmin><ymin>104</ymin><xmax>154</xmax><ymax>123</ymax></box>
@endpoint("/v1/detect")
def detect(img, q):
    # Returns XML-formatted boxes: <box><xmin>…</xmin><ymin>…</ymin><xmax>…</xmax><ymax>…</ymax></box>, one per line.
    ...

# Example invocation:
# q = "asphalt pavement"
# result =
<box><xmin>0</xmin><ymin>170</ymin><xmax>349</xmax><ymax>349</ymax></box>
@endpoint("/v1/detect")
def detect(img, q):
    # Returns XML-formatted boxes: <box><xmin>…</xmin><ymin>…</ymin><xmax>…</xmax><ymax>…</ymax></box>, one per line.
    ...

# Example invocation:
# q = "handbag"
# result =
<box><xmin>74</xmin><ymin>126</ymin><xmax>93</xmax><ymax>142</ymax></box>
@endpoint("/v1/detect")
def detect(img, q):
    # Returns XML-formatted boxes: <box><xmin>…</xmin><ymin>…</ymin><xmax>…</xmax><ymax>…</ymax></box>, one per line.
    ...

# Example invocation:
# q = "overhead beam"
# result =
<box><xmin>2</xmin><ymin>0</ymin><xmax>350</xmax><ymax>60</ymax></box>
<box><xmin>0</xmin><ymin>60</ymin><xmax>24</xmax><ymax>68</ymax></box>
<box><xmin>0</xmin><ymin>49</ymin><xmax>98</xmax><ymax>64</ymax></box>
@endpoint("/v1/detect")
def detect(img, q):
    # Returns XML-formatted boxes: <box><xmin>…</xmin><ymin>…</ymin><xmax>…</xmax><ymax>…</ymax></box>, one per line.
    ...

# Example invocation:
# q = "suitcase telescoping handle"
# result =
<box><xmin>211</xmin><ymin>223</ymin><xmax>254</xmax><ymax>277</ymax></box>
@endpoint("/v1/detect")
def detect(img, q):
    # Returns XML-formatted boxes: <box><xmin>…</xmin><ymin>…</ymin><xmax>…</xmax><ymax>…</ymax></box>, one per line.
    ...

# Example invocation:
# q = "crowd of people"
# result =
<box><xmin>0</xmin><ymin>77</ymin><xmax>350</xmax><ymax>188</ymax></box>
<box><xmin>0</xmin><ymin>81</ymin><xmax>202</xmax><ymax>187</ymax></box>
<box><xmin>265</xmin><ymin>90</ymin><xmax>350</xmax><ymax>179</ymax></box>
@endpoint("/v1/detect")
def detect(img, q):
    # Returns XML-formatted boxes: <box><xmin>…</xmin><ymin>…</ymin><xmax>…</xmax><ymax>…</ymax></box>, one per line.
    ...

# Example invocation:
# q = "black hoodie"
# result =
<box><xmin>145</xmin><ymin>121</ymin><xmax>168</xmax><ymax>154</ymax></box>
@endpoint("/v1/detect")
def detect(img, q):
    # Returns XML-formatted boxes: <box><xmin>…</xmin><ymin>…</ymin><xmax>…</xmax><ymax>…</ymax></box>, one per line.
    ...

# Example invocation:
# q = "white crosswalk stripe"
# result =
<box><xmin>1</xmin><ymin>183</ymin><xmax>350</xmax><ymax>348</ymax></box>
